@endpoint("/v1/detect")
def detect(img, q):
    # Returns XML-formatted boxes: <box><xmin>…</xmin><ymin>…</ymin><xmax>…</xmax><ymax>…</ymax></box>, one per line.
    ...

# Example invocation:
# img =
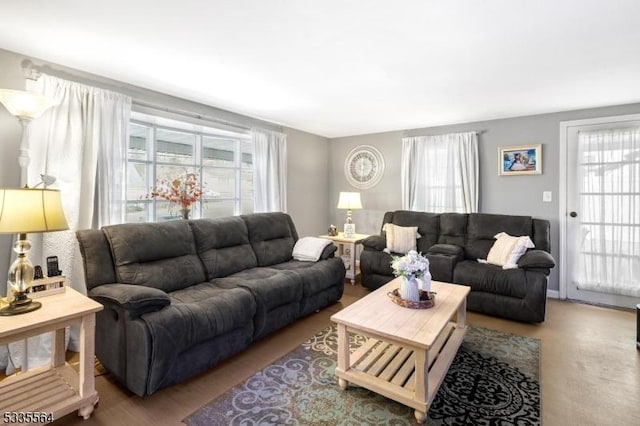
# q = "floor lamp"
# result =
<box><xmin>0</xmin><ymin>88</ymin><xmax>57</xmax><ymax>185</ymax></box>
<box><xmin>0</xmin><ymin>88</ymin><xmax>61</xmax><ymax>377</ymax></box>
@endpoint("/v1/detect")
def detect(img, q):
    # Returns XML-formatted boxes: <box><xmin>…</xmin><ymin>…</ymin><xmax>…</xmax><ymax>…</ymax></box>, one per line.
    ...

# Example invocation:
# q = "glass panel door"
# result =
<box><xmin>565</xmin><ymin>120</ymin><xmax>640</xmax><ymax>308</ymax></box>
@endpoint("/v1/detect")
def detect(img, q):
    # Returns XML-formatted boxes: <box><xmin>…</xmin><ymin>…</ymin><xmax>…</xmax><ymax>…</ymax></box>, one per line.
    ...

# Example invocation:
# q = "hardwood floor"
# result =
<box><xmin>50</xmin><ymin>281</ymin><xmax>639</xmax><ymax>425</ymax></box>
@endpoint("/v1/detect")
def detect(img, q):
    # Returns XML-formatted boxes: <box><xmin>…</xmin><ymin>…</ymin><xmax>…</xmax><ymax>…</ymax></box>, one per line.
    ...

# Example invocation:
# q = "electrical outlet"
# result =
<box><xmin>543</xmin><ymin>191</ymin><xmax>552</xmax><ymax>202</ymax></box>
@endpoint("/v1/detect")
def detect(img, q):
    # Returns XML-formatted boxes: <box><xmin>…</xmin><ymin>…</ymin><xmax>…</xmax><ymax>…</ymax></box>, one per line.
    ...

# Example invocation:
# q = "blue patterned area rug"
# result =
<box><xmin>184</xmin><ymin>325</ymin><xmax>540</xmax><ymax>425</ymax></box>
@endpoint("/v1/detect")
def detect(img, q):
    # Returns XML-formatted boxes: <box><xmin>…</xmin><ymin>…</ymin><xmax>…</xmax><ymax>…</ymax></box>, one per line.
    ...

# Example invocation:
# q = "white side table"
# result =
<box><xmin>320</xmin><ymin>232</ymin><xmax>370</xmax><ymax>285</ymax></box>
<box><xmin>0</xmin><ymin>287</ymin><xmax>103</xmax><ymax>423</ymax></box>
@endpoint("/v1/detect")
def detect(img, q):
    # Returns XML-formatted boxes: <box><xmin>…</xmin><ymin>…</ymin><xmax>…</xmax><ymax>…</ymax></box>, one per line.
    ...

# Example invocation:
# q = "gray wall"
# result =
<box><xmin>329</xmin><ymin>131</ymin><xmax>404</xmax><ymax>234</ymax></box>
<box><xmin>329</xmin><ymin>103</ymin><xmax>640</xmax><ymax>292</ymax></box>
<box><xmin>0</xmin><ymin>49</ymin><xmax>331</xmax><ymax>292</ymax></box>
<box><xmin>285</xmin><ymin>127</ymin><xmax>331</xmax><ymax>236</ymax></box>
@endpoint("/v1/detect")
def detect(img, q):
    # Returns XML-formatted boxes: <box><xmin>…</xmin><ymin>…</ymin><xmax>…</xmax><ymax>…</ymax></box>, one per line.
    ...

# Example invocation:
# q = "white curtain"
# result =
<box><xmin>5</xmin><ymin>74</ymin><xmax>131</xmax><ymax>373</ymax></box>
<box><xmin>575</xmin><ymin>128</ymin><xmax>640</xmax><ymax>297</ymax></box>
<box><xmin>252</xmin><ymin>128</ymin><xmax>287</xmax><ymax>212</ymax></box>
<box><xmin>401</xmin><ymin>131</ymin><xmax>478</xmax><ymax>213</ymax></box>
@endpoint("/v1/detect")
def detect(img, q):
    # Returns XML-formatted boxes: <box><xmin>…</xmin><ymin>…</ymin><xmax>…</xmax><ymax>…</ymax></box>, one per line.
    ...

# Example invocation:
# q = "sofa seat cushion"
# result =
<box><xmin>213</xmin><ymin>267</ymin><xmax>303</xmax><ymax>339</ymax></box>
<box><xmin>453</xmin><ymin>260</ymin><xmax>529</xmax><ymax>299</ymax></box>
<box><xmin>212</xmin><ymin>267</ymin><xmax>302</xmax><ymax>310</ymax></box>
<box><xmin>270</xmin><ymin>258</ymin><xmax>345</xmax><ymax>317</ymax></box>
<box><xmin>143</xmin><ymin>283</ymin><xmax>256</xmax><ymax>353</ymax></box>
<box><xmin>270</xmin><ymin>258</ymin><xmax>345</xmax><ymax>297</ymax></box>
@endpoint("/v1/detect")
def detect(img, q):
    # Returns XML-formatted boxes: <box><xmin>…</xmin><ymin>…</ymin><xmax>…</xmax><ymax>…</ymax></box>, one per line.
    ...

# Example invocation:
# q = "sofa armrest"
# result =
<box><xmin>319</xmin><ymin>244</ymin><xmax>337</xmax><ymax>260</ymax></box>
<box><xmin>517</xmin><ymin>250</ymin><xmax>556</xmax><ymax>270</ymax></box>
<box><xmin>90</xmin><ymin>284</ymin><xmax>171</xmax><ymax>319</ymax></box>
<box><xmin>425</xmin><ymin>244</ymin><xmax>464</xmax><ymax>282</ymax></box>
<box><xmin>362</xmin><ymin>235</ymin><xmax>386</xmax><ymax>251</ymax></box>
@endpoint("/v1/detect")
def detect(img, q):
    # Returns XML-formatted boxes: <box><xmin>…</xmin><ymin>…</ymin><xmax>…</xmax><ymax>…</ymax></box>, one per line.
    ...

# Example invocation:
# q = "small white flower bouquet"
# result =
<box><xmin>390</xmin><ymin>250</ymin><xmax>429</xmax><ymax>279</ymax></box>
<box><xmin>391</xmin><ymin>250</ymin><xmax>432</xmax><ymax>301</ymax></box>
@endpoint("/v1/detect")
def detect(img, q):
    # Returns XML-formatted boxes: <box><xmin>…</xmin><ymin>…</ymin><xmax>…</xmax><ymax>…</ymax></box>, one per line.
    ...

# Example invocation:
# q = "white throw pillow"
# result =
<box><xmin>486</xmin><ymin>232</ymin><xmax>535</xmax><ymax>269</ymax></box>
<box><xmin>383</xmin><ymin>223</ymin><xmax>421</xmax><ymax>254</ymax></box>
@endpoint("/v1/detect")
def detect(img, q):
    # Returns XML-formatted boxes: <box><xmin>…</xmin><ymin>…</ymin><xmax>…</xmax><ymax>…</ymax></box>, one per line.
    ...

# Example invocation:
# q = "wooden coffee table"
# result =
<box><xmin>331</xmin><ymin>278</ymin><xmax>470</xmax><ymax>423</ymax></box>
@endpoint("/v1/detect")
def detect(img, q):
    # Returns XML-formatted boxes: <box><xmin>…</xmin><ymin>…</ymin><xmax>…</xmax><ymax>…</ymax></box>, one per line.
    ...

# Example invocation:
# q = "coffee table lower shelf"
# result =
<box><xmin>335</xmin><ymin>321</ymin><xmax>466</xmax><ymax>423</ymax></box>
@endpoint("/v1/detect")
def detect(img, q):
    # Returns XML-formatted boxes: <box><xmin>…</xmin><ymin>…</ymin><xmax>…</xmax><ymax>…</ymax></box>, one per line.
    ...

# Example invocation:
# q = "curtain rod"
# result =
<box><xmin>404</xmin><ymin>129</ymin><xmax>487</xmax><ymax>137</ymax></box>
<box><xmin>21</xmin><ymin>59</ymin><xmax>271</xmax><ymax>133</ymax></box>
<box><xmin>132</xmin><ymin>99</ymin><xmax>253</xmax><ymax>132</ymax></box>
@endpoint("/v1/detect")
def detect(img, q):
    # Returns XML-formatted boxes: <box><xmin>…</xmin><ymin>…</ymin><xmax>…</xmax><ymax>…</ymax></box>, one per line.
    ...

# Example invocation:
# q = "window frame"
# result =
<box><xmin>126</xmin><ymin>114</ymin><xmax>253</xmax><ymax>223</ymax></box>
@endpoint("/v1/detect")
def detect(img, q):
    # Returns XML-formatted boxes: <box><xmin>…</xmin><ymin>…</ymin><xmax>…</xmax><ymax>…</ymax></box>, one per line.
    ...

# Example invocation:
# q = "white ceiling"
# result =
<box><xmin>2</xmin><ymin>0</ymin><xmax>640</xmax><ymax>138</ymax></box>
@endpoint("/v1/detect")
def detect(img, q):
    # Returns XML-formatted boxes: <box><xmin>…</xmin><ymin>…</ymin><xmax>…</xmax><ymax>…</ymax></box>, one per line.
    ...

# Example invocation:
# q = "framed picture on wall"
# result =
<box><xmin>499</xmin><ymin>144</ymin><xmax>542</xmax><ymax>175</ymax></box>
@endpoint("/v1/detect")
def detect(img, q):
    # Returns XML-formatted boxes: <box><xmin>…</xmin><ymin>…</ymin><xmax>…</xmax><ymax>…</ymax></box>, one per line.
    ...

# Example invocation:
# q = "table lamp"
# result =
<box><xmin>337</xmin><ymin>192</ymin><xmax>362</xmax><ymax>238</ymax></box>
<box><xmin>0</xmin><ymin>188</ymin><xmax>69</xmax><ymax>315</ymax></box>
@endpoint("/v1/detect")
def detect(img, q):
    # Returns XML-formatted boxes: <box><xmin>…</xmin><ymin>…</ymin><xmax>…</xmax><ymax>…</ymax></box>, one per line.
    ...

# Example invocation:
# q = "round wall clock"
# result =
<box><xmin>344</xmin><ymin>145</ymin><xmax>385</xmax><ymax>189</ymax></box>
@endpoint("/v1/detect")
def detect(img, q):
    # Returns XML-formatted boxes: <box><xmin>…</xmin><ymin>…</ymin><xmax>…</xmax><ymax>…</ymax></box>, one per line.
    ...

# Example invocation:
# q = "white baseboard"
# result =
<box><xmin>547</xmin><ymin>290</ymin><xmax>560</xmax><ymax>299</ymax></box>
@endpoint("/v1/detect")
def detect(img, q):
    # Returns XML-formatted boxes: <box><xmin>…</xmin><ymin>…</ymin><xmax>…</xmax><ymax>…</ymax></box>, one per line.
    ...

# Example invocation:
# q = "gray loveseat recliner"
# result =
<box><xmin>360</xmin><ymin>211</ymin><xmax>555</xmax><ymax>323</ymax></box>
<box><xmin>76</xmin><ymin>212</ymin><xmax>345</xmax><ymax>396</ymax></box>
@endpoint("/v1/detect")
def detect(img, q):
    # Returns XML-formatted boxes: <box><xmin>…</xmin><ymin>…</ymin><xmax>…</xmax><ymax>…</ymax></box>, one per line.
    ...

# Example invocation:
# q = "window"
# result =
<box><xmin>126</xmin><ymin>114</ymin><xmax>254</xmax><ymax>222</ymax></box>
<box><xmin>401</xmin><ymin>132</ymin><xmax>479</xmax><ymax>213</ymax></box>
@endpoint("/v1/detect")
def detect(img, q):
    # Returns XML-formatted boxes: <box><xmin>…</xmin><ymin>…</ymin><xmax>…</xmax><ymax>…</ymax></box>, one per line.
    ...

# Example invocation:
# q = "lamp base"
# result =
<box><xmin>0</xmin><ymin>292</ymin><xmax>41</xmax><ymax>316</ymax></box>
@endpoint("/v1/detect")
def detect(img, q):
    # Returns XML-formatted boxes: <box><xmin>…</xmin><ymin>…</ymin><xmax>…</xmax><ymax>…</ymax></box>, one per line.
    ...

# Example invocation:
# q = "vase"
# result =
<box><xmin>421</xmin><ymin>270</ymin><xmax>432</xmax><ymax>293</ymax></box>
<box><xmin>400</xmin><ymin>275</ymin><xmax>420</xmax><ymax>302</ymax></box>
<box><xmin>180</xmin><ymin>208</ymin><xmax>191</xmax><ymax>220</ymax></box>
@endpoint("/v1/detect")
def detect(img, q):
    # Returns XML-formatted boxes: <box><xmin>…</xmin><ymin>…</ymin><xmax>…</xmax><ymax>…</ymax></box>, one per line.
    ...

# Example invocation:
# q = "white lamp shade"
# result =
<box><xmin>337</xmin><ymin>192</ymin><xmax>363</xmax><ymax>209</ymax></box>
<box><xmin>0</xmin><ymin>189</ymin><xmax>69</xmax><ymax>234</ymax></box>
<box><xmin>0</xmin><ymin>89</ymin><xmax>57</xmax><ymax>120</ymax></box>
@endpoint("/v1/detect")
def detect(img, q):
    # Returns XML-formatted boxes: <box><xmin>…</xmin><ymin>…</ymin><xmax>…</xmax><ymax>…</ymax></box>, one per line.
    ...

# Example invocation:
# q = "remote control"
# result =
<box><xmin>34</xmin><ymin>265</ymin><xmax>44</xmax><ymax>279</ymax></box>
<box><xmin>46</xmin><ymin>256</ymin><xmax>62</xmax><ymax>277</ymax></box>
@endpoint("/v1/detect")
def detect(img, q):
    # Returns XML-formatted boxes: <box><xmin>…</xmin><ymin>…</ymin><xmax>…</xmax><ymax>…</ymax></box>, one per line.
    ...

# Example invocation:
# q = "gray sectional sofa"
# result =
<box><xmin>76</xmin><ymin>212</ymin><xmax>345</xmax><ymax>396</ymax></box>
<box><xmin>360</xmin><ymin>211</ymin><xmax>555</xmax><ymax>323</ymax></box>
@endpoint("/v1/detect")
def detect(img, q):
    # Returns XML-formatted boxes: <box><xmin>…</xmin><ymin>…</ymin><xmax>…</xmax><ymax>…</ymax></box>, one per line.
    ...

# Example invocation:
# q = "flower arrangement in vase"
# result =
<box><xmin>148</xmin><ymin>171</ymin><xmax>204</xmax><ymax>219</ymax></box>
<box><xmin>390</xmin><ymin>250</ymin><xmax>432</xmax><ymax>302</ymax></box>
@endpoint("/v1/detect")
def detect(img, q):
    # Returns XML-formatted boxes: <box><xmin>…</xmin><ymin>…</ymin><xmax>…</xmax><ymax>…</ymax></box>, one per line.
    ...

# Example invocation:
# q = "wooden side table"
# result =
<box><xmin>0</xmin><ymin>287</ymin><xmax>103</xmax><ymax>423</ymax></box>
<box><xmin>320</xmin><ymin>232</ymin><xmax>370</xmax><ymax>285</ymax></box>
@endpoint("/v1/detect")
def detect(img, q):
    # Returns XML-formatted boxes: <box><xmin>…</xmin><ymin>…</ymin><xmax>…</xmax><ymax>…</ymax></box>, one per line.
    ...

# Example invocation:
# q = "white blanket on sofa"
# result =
<box><xmin>293</xmin><ymin>237</ymin><xmax>332</xmax><ymax>262</ymax></box>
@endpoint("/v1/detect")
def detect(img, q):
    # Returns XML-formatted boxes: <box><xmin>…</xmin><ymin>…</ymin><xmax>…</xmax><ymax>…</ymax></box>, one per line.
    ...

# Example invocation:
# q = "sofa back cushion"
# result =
<box><xmin>385</xmin><ymin>210</ymin><xmax>439</xmax><ymax>253</ymax></box>
<box><xmin>102</xmin><ymin>221</ymin><xmax>206</xmax><ymax>293</ymax></box>
<box><xmin>242</xmin><ymin>212</ymin><xmax>298</xmax><ymax>266</ymax></box>
<box><xmin>189</xmin><ymin>217</ymin><xmax>258</xmax><ymax>279</ymax></box>
<box><xmin>437</xmin><ymin>213</ymin><xmax>468</xmax><ymax>247</ymax></box>
<box><xmin>465</xmin><ymin>213</ymin><xmax>533</xmax><ymax>260</ymax></box>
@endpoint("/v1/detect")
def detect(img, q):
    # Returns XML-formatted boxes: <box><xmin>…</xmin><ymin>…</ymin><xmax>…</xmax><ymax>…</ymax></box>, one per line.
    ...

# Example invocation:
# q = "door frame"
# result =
<box><xmin>558</xmin><ymin>113</ymin><xmax>640</xmax><ymax>300</ymax></box>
